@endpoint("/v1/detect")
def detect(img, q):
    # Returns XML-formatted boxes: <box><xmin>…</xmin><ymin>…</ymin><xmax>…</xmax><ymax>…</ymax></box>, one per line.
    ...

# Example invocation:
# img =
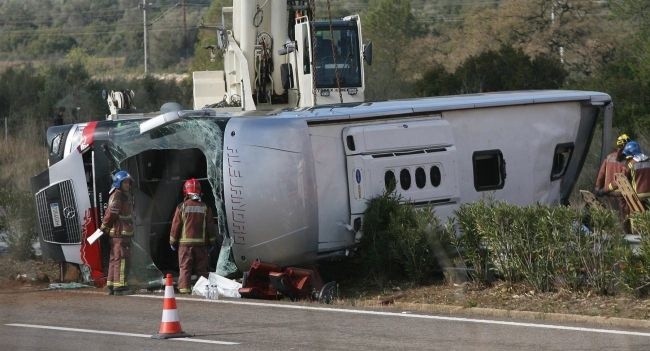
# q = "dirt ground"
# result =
<box><xmin>0</xmin><ymin>255</ymin><xmax>647</xmax><ymax>320</ymax></box>
<box><xmin>345</xmin><ymin>281</ymin><xmax>649</xmax><ymax>320</ymax></box>
<box><xmin>0</xmin><ymin>255</ymin><xmax>61</xmax><ymax>290</ymax></box>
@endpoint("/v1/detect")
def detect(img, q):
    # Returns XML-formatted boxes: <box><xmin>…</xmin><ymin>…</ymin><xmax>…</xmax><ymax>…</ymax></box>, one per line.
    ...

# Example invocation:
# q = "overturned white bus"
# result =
<box><xmin>31</xmin><ymin>90</ymin><xmax>613</xmax><ymax>287</ymax></box>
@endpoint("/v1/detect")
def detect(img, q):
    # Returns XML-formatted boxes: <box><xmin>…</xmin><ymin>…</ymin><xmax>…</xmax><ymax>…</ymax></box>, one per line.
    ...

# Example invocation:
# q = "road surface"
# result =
<box><xmin>0</xmin><ymin>289</ymin><xmax>647</xmax><ymax>350</ymax></box>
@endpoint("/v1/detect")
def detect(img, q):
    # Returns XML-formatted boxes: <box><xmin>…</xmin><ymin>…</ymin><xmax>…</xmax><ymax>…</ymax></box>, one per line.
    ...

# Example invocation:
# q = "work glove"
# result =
<box><xmin>170</xmin><ymin>243</ymin><xmax>177</xmax><ymax>252</ymax></box>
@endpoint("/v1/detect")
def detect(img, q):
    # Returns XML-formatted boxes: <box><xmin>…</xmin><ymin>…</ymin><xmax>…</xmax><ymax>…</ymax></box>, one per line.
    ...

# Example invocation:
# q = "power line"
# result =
<box><xmin>0</xmin><ymin>2</ymin><xmax>210</xmax><ymax>26</ymax></box>
<box><xmin>1</xmin><ymin>25</ymin><xmax>202</xmax><ymax>38</ymax></box>
<box><xmin>140</xmin><ymin>0</ymin><xmax>149</xmax><ymax>75</ymax></box>
<box><xmin>0</xmin><ymin>3</ymin><xmax>210</xmax><ymax>35</ymax></box>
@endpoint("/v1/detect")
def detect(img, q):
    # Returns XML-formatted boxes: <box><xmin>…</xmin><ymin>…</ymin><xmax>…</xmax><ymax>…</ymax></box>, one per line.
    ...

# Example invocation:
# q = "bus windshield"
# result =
<box><xmin>104</xmin><ymin>117</ymin><xmax>230</xmax><ymax>278</ymax></box>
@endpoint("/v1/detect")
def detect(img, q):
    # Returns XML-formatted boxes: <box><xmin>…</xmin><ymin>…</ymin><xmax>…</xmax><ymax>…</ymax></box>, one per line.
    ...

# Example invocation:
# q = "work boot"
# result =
<box><xmin>113</xmin><ymin>287</ymin><xmax>133</xmax><ymax>296</ymax></box>
<box><xmin>107</xmin><ymin>287</ymin><xmax>114</xmax><ymax>296</ymax></box>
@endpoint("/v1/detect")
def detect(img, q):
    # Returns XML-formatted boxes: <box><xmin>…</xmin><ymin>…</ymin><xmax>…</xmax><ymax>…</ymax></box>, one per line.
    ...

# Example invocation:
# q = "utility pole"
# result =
<box><xmin>550</xmin><ymin>1</ymin><xmax>565</xmax><ymax>64</ymax></box>
<box><xmin>140</xmin><ymin>0</ymin><xmax>149</xmax><ymax>75</ymax></box>
<box><xmin>182</xmin><ymin>0</ymin><xmax>187</xmax><ymax>58</ymax></box>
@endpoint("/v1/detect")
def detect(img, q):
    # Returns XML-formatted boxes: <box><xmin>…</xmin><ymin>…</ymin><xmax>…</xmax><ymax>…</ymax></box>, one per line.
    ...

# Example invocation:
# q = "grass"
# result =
<box><xmin>0</xmin><ymin>120</ymin><xmax>48</xmax><ymax>192</ymax></box>
<box><xmin>0</xmin><ymin>122</ymin><xmax>48</xmax><ymax>260</ymax></box>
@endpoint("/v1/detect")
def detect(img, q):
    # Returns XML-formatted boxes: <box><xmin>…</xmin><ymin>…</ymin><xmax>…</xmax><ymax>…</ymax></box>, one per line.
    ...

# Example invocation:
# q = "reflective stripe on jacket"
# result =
<box><xmin>100</xmin><ymin>189</ymin><xmax>134</xmax><ymax>237</ymax></box>
<box><xmin>169</xmin><ymin>198</ymin><xmax>217</xmax><ymax>246</ymax></box>
<box><xmin>628</xmin><ymin>158</ymin><xmax>650</xmax><ymax>199</ymax></box>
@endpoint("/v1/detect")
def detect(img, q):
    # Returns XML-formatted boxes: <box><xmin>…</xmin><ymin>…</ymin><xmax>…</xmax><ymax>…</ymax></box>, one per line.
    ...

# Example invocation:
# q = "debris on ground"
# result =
<box><xmin>192</xmin><ymin>272</ymin><xmax>242</xmax><ymax>299</ymax></box>
<box><xmin>46</xmin><ymin>282</ymin><xmax>93</xmax><ymax>290</ymax></box>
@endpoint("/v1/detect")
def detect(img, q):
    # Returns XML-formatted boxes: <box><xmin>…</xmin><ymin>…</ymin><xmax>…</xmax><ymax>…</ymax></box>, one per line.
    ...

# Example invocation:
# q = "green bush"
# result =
<box><xmin>453</xmin><ymin>200</ymin><xmax>493</xmax><ymax>283</ymax></box>
<box><xmin>576</xmin><ymin>206</ymin><xmax>629</xmax><ymax>294</ymax></box>
<box><xmin>358</xmin><ymin>192</ymin><xmax>454</xmax><ymax>286</ymax></box>
<box><xmin>455</xmin><ymin>200</ymin><xmax>628</xmax><ymax>294</ymax></box>
<box><xmin>622</xmin><ymin>212</ymin><xmax>650</xmax><ymax>296</ymax></box>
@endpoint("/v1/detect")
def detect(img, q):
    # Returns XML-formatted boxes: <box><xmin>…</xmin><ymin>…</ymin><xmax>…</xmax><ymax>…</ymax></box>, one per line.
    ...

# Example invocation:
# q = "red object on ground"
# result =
<box><xmin>238</xmin><ymin>260</ymin><xmax>282</xmax><ymax>299</ymax></box>
<box><xmin>239</xmin><ymin>259</ymin><xmax>324</xmax><ymax>300</ymax></box>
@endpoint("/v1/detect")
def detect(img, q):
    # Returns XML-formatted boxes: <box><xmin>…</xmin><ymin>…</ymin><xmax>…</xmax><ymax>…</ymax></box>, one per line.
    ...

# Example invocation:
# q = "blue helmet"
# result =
<box><xmin>623</xmin><ymin>141</ymin><xmax>642</xmax><ymax>158</ymax></box>
<box><xmin>112</xmin><ymin>170</ymin><xmax>132</xmax><ymax>189</ymax></box>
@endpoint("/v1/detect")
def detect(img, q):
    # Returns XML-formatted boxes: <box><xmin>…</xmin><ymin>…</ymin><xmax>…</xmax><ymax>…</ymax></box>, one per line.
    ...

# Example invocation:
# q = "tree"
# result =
<box><xmin>363</xmin><ymin>0</ymin><xmax>424</xmax><ymax>100</ymax></box>
<box><xmin>578</xmin><ymin>0</ymin><xmax>650</xmax><ymax>132</ymax></box>
<box><xmin>415</xmin><ymin>45</ymin><xmax>567</xmax><ymax>96</ymax></box>
<box><xmin>0</xmin><ymin>65</ymin><xmax>45</xmax><ymax>120</ymax></box>
<box><xmin>422</xmin><ymin>0</ymin><xmax>621</xmax><ymax>82</ymax></box>
<box><xmin>0</xmin><ymin>0</ymin><xmax>42</xmax><ymax>57</ymax></box>
<box><xmin>457</xmin><ymin>46</ymin><xmax>567</xmax><ymax>93</ymax></box>
<box><xmin>190</xmin><ymin>0</ymin><xmax>231</xmax><ymax>73</ymax></box>
<box><xmin>413</xmin><ymin>63</ymin><xmax>458</xmax><ymax>97</ymax></box>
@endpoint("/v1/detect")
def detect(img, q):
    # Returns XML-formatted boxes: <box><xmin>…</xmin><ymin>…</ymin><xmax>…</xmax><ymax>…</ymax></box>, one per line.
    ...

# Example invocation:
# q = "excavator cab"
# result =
<box><xmin>312</xmin><ymin>20</ymin><xmax>363</xmax><ymax>89</ymax></box>
<box><xmin>192</xmin><ymin>1</ymin><xmax>370</xmax><ymax>111</ymax></box>
<box><xmin>289</xmin><ymin>14</ymin><xmax>369</xmax><ymax>107</ymax></box>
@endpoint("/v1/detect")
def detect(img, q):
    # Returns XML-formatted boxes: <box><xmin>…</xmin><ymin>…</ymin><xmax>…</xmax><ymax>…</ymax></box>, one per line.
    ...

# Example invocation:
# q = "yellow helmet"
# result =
<box><xmin>616</xmin><ymin>133</ymin><xmax>630</xmax><ymax>147</ymax></box>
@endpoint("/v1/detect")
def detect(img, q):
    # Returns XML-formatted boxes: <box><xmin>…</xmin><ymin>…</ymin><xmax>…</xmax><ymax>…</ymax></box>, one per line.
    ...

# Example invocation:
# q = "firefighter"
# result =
<box><xmin>169</xmin><ymin>178</ymin><xmax>218</xmax><ymax>294</ymax></box>
<box><xmin>597</xmin><ymin>133</ymin><xmax>629</xmax><ymax>195</ymax></box>
<box><xmin>595</xmin><ymin>133</ymin><xmax>630</xmax><ymax>228</ymax></box>
<box><xmin>622</xmin><ymin>141</ymin><xmax>650</xmax><ymax>209</ymax></box>
<box><xmin>99</xmin><ymin>170</ymin><xmax>135</xmax><ymax>295</ymax></box>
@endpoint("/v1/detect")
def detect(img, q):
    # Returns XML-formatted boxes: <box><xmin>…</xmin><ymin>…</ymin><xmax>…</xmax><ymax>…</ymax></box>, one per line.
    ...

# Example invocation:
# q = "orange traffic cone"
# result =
<box><xmin>151</xmin><ymin>274</ymin><xmax>192</xmax><ymax>339</ymax></box>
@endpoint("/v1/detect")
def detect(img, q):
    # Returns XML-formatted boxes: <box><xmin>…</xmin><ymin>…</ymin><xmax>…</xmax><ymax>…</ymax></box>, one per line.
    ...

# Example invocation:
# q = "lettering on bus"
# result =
<box><xmin>227</xmin><ymin>147</ymin><xmax>246</xmax><ymax>244</ymax></box>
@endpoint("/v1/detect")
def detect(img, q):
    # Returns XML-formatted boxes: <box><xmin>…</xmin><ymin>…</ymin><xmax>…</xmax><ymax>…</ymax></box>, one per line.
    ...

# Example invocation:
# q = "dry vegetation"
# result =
<box><xmin>1</xmin><ymin>126</ymin><xmax>48</xmax><ymax>191</ymax></box>
<box><xmin>339</xmin><ymin>280</ymin><xmax>649</xmax><ymax>320</ymax></box>
<box><xmin>0</xmin><ymin>255</ymin><xmax>58</xmax><ymax>290</ymax></box>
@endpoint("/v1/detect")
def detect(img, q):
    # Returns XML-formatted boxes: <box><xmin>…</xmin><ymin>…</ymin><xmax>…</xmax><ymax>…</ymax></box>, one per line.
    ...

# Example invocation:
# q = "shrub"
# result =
<box><xmin>358</xmin><ymin>192</ymin><xmax>454</xmax><ymax>286</ymax></box>
<box><xmin>454</xmin><ymin>200</ymin><xmax>628</xmax><ymax>294</ymax></box>
<box><xmin>621</xmin><ymin>212</ymin><xmax>650</xmax><ymax>296</ymax></box>
<box><xmin>568</xmin><ymin>206</ymin><xmax>628</xmax><ymax>294</ymax></box>
<box><xmin>454</xmin><ymin>200</ymin><xmax>494</xmax><ymax>283</ymax></box>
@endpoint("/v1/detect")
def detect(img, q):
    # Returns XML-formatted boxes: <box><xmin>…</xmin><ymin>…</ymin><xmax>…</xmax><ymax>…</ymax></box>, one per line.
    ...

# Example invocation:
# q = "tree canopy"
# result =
<box><xmin>1</xmin><ymin>0</ymin><xmax>650</xmax><ymax>132</ymax></box>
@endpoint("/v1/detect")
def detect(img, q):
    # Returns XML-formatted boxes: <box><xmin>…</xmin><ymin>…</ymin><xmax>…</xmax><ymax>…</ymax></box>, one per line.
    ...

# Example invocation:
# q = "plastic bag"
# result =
<box><xmin>191</xmin><ymin>273</ymin><xmax>242</xmax><ymax>298</ymax></box>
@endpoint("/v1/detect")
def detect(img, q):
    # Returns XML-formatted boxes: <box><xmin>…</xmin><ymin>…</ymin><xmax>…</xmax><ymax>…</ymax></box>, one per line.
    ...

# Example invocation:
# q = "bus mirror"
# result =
<box><xmin>279</xmin><ymin>41</ymin><xmax>296</xmax><ymax>56</ymax></box>
<box><xmin>363</xmin><ymin>41</ymin><xmax>373</xmax><ymax>65</ymax></box>
<box><xmin>281</xmin><ymin>64</ymin><xmax>294</xmax><ymax>90</ymax></box>
<box><xmin>216</xmin><ymin>26</ymin><xmax>228</xmax><ymax>50</ymax></box>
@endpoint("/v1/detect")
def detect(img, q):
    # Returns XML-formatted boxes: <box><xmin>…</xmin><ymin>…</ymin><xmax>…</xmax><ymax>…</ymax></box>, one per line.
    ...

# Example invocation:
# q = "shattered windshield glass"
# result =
<box><xmin>104</xmin><ymin>117</ymin><xmax>229</xmax><ymax>288</ymax></box>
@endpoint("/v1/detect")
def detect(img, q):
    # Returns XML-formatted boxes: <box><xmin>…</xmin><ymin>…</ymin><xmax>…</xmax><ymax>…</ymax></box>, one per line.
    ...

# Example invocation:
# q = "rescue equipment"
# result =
<box><xmin>239</xmin><ymin>259</ymin><xmax>337</xmax><ymax>303</ymax></box>
<box><xmin>614</xmin><ymin>173</ymin><xmax>646</xmax><ymax>213</ymax></box>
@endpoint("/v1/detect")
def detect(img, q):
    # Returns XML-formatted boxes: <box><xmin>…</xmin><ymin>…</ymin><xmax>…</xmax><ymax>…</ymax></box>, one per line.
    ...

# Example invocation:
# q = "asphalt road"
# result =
<box><xmin>0</xmin><ymin>289</ymin><xmax>648</xmax><ymax>350</ymax></box>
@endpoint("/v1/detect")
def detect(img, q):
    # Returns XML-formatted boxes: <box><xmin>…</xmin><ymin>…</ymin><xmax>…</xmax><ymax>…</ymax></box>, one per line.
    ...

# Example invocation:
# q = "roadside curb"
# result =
<box><xmin>388</xmin><ymin>302</ymin><xmax>650</xmax><ymax>330</ymax></box>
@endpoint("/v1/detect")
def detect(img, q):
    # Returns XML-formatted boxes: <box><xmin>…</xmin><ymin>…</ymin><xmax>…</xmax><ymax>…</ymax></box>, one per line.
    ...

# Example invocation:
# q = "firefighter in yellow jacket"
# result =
<box><xmin>169</xmin><ymin>178</ymin><xmax>217</xmax><ymax>294</ymax></box>
<box><xmin>99</xmin><ymin>170</ymin><xmax>134</xmax><ymax>295</ymax></box>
